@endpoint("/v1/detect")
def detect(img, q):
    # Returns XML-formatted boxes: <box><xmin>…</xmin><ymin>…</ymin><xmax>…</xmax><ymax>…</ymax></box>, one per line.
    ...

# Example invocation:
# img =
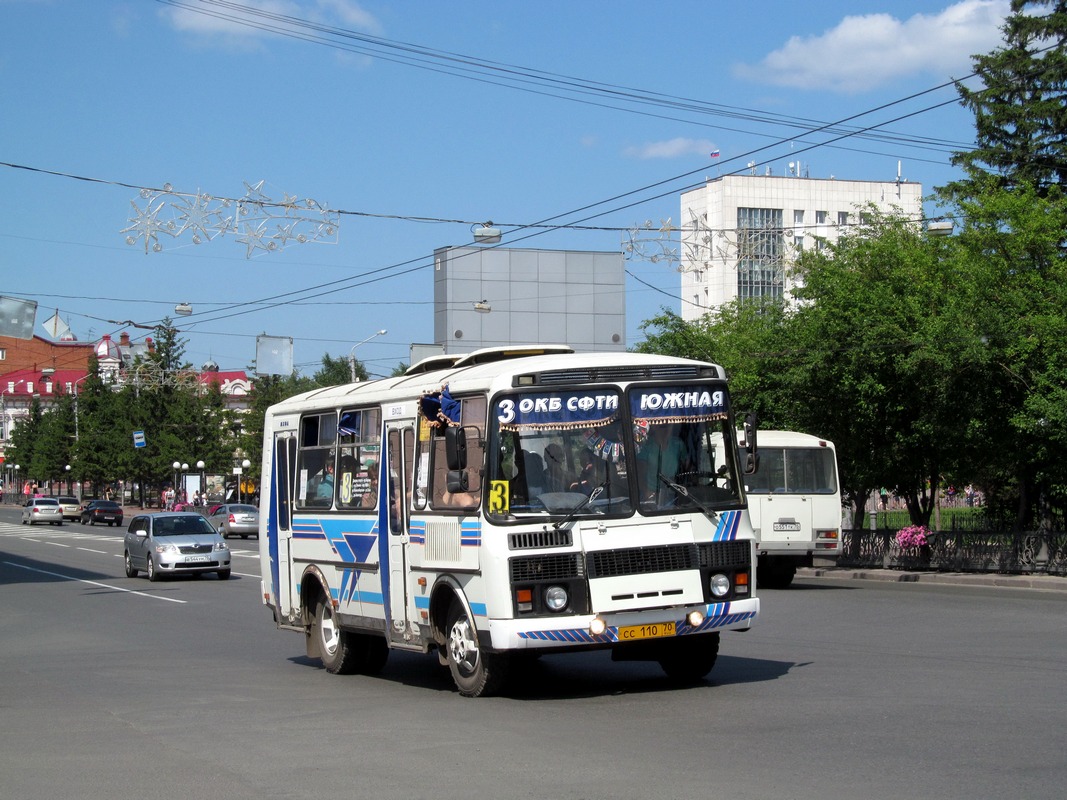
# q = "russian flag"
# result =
<box><xmin>710</xmin><ymin>150</ymin><xmax>720</xmax><ymax>158</ymax></box>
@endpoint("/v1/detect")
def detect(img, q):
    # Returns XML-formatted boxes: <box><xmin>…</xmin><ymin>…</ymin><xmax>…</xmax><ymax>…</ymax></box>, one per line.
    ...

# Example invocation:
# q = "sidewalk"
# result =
<box><xmin>797</xmin><ymin>565</ymin><xmax>1067</xmax><ymax>593</ymax></box>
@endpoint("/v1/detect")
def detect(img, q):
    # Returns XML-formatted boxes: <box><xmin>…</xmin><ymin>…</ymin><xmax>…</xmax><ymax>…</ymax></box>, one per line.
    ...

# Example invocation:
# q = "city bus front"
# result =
<box><xmin>482</xmin><ymin>378</ymin><xmax>759</xmax><ymax>678</ymax></box>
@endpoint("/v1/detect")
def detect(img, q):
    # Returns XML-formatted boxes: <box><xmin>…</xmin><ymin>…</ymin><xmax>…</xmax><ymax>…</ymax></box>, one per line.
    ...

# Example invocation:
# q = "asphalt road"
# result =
<box><xmin>1</xmin><ymin>506</ymin><xmax>1065</xmax><ymax>800</ymax></box>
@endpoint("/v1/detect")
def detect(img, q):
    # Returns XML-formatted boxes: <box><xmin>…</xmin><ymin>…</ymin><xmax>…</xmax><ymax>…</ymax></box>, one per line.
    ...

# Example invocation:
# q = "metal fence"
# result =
<box><xmin>839</xmin><ymin>529</ymin><xmax>1067</xmax><ymax>576</ymax></box>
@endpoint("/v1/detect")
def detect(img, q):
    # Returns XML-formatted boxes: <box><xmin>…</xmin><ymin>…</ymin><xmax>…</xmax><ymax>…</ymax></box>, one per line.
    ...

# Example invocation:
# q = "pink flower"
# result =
<box><xmin>896</xmin><ymin>525</ymin><xmax>930</xmax><ymax>548</ymax></box>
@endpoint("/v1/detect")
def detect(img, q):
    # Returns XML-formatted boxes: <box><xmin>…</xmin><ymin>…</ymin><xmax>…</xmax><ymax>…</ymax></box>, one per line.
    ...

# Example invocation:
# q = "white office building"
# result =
<box><xmin>679</xmin><ymin>172</ymin><xmax>923</xmax><ymax>320</ymax></box>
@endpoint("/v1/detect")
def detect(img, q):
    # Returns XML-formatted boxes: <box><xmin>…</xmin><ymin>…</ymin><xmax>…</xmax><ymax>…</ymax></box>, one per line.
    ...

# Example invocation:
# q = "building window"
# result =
<box><xmin>816</xmin><ymin>210</ymin><xmax>828</xmax><ymax>225</ymax></box>
<box><xmin>794</xmin><ymin>235</ymin><xmax>804</xmax><ymax>251</ymax></box>
<box><xmin>838</xmin><ymin>211</ymin><xmax>850</xmax><ymax>226</ymax></box>
<box><xmin>737</xmin><ymin>207</ymin><xmax>784</xmax><ymax>303</ymax></box>
<box><xmin>793</xmin><ymin>210</ymin><xmax>804</xmax><ymax>225</ymax></box>
<box><xmin>0</xmin><ymin>348</ymin><xmax>6</xmax><ymax>361</ymax></box>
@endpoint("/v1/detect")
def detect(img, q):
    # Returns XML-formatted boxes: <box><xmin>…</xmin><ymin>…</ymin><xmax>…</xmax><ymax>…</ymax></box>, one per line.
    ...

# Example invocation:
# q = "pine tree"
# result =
<box><xmin>946</xmin><ymin>0</ymin><xmax>1067</xmax><ymax>198</ymax></box>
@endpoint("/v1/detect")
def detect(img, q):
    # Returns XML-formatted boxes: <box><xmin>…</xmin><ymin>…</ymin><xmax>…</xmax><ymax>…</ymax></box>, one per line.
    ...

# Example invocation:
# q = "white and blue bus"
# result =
<box><xmin>259</xmin><ymin>347</ymin><xmax>761</xmax><ymax>696</ymax></box>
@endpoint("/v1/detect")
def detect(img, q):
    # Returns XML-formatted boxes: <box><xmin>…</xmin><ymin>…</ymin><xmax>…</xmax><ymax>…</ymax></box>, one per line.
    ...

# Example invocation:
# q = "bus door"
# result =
<box><xmin>380</xmin><ymin>422</ymin><xmax>417</xmax><ymax>642</ymax></box>
<box><xmin>268</xmin><ymin>432</ymin><xmax>298</xmax><ymax>615</ymax></box>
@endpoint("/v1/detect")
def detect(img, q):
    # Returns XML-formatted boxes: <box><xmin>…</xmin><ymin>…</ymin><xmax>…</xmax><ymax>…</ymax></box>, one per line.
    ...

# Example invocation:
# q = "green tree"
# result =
<box><xmin>947</xmin><ymin>0</ymin><xmax>1067</xmax><ymax>198</ymax></box>
<box><xmin>950</xmin><ymin>178</ymin><xmax>1067</xmax><ymax>528</ymax></box>
<box><xmin>787</xmin><ymin>209</ymin><xmax>985</xmax><ymax>527</ymax></box>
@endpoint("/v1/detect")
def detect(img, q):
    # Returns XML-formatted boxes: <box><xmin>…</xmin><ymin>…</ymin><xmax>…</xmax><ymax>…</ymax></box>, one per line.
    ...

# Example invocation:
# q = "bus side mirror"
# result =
<box><xmin>743</xmin><ymin>411</ymin><xmax>760</xmax><ymax>475</ymax></box>
<box><xmin>445</xmin><ymin>426</ymin><xmax>468</xmax><ymax>471</ymax></box>
<box><xmin>447</xmin><ymin>470</ymin><xmax>469</xmax><ymax>493</ymax></box>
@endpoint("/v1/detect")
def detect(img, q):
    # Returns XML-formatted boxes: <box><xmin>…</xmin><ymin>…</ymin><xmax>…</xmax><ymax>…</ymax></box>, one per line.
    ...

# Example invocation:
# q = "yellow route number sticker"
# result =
<box><xmin>489</xmin><ymin>480</ymin><xmax>510</xmax><ymax>514</ymax></box>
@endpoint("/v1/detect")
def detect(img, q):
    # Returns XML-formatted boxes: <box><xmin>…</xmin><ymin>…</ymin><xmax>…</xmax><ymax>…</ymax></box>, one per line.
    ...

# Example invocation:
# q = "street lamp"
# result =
<box><xmin>14</xmin><ymin>464</ymin><xmax>20</xmax><ymax>499</ymax></box>
<box><xmin>196</xmin><ymin>460</ymin><xmax>206</xmax><ymax>505</ymax></box>
<box><xmin>239</xmin><ymin>458</ymin><xmax>251</xmax><ymax>503</ymax></box>
<box><xmin>65</xmin><ymin>464</ymin><xmax>71</xmax><ymax>497</ymax></box>
<box><xmin>181</xmin><ymin>462</ymin><xmax>189</xmax><ymax>504</ymax></box>
<box><xmin>349</xmin><ymin>330</ymin><xmax>387</xmax><ymax>383</ymax></box>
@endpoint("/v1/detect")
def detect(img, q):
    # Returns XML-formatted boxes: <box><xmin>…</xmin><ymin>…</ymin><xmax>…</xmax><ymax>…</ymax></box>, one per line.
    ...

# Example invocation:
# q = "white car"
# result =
<box><xmin>124</xmin><ymin>512</ymin><xmax>231</xmax><ymax>581</ymax></box>
<box><xmin>22</xmin><ymin>497</ymin><xmax>63</xmax><ymax>526</ymax></box>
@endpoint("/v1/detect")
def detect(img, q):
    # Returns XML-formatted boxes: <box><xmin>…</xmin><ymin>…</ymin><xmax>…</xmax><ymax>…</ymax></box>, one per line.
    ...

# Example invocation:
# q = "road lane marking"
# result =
<box><xmin>3</xmin><ymin>561</ymin><xmax>187</xmax><ymax>603</ymax></box>
<box><xmin>78</xmin><ymin>547</ymin><xmax>107</xmax><ymax>554</ymax></box>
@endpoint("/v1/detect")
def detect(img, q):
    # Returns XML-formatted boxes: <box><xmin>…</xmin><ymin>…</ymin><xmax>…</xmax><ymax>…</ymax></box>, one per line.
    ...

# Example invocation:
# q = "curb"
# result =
<box><xmin>796</xmin><ymin>566</ymin><xmax>1067</xmax><ymax>593</ymax></box>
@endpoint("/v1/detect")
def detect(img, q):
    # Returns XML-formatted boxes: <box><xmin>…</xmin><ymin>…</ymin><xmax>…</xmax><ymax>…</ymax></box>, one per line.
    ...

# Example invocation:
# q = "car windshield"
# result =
<box><xmin>154</xmin><ymin>516</ymin><xmax>215</xmax><ymax>536</ymax></box>
<box><xmin>94</xmin><ymin>501</ymin><xmax>121</xmax><ymax>509</ymax></box>
<box><xmin>227</xmin><ymin>505</ymin><xmax>257</xmax><ymax>514</ymax></box>
<box><xmin>36</xmin><ymin>499</ymin><xmax>60</xmax><ymax>506</ymax></box>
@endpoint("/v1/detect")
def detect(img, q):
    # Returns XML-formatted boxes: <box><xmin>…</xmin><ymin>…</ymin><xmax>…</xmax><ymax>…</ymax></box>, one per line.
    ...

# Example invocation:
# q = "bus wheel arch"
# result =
<box><xmin>299</xmin><ymin>566</ymin><xmax>332</xmax><ymax>659</ymax></box>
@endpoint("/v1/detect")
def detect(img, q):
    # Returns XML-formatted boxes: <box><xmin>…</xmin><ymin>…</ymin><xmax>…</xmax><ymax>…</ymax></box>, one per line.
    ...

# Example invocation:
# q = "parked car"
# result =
<box><xmin>80</xmin><ymin>499</ymin><xmax>124</xmax><ymax>527</ymax></box>
<box><xmin>22</xmin><ymin>497</ymin><xmax>63</xmax><ymax>526</ymax></box>
<box><xmin>54</xmin><ymin>496</ymin><xmax>80</xmax><ymax>521</ymax></box>
<box><xmin>124</xmin><ymin>512</ymin><xmax>231</xmax><ymax>581</ymax></box>
<box><xmin>206</xmin><ymin>503</ymin><xmax>260</xmax><ymax>538</ymax></box>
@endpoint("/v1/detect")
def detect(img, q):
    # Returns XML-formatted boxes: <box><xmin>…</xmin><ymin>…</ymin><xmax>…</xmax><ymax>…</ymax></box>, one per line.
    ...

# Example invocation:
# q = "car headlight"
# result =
<box><xmin>544</xmin><ymin>585</ymin><xmax>569</xmax><ymax>612</ymax></box>
<box><xmin>214</xmin><ymin>541</ymin><xmax>229</xmax><ymax>552</ymax></box>
<box><xmin>709</xmin><ymin>572</ymin><xmax>731</xmax><ymax>598</ymax></box>
<box><xmin>154</xmin><ymin>543</ymin><xmax>179</xmax><ymax>554</ymax></box>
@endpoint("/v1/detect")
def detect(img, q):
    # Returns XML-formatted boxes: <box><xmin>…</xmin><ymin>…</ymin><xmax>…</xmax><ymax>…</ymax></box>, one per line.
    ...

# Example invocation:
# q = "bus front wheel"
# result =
<box><xmin>445</xmin><ymin>601</ymin><xmax>509</xmax><ymax>698</ymax></box>
<box><xmin>658</xmin><ymin>632</ymin><xmax>720</xmax><ymax>683</ymax></box>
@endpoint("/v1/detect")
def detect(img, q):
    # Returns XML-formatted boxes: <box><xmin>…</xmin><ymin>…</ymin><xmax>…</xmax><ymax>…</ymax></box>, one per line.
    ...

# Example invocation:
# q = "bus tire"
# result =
<box><xmin>758</xmin><ymin>559</ymin><xmax>796</xmax><ymax>589</ymax></box>
<box><xmin>658</xmin><ymin>632</ymin><xmax>720</xmax><ymax>683</ymax></box>
<box><xmin>314</xmin><ymin>595</ymin><xmax>358</xmax><ymax>675</ymax></box>
<box><xmin>445</xmin><ymin>601</ymin><xmax>509</xmax><ymax>697</ymax></box>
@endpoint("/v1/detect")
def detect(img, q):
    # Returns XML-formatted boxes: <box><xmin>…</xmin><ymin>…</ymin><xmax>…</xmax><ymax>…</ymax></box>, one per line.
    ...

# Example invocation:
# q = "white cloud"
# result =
<box><xmin>732</xmin><ymin>0</ymin><xmax>1010</xmax><ymax>93</ymax></box>
<box><xmin>624</xmin><ymin>137</ymin><xmax>716</xmax><ymax>159</ymax></box>
<box><xmin>162</xmin><ymin>0</ymin><xmax>381</xmax><ymax>45</ymax></box>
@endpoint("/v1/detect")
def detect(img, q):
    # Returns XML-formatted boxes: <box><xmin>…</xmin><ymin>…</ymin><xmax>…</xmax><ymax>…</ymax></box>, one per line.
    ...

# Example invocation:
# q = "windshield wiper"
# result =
<box><xmin>657</xmin><ymin>473</ymin><xmax>718</xmax><ymax>523</ymax></box>
<box><xmin>552</xmin><ymin>482</ymin><xmax>607</xmax><ymax>530</ymax></box>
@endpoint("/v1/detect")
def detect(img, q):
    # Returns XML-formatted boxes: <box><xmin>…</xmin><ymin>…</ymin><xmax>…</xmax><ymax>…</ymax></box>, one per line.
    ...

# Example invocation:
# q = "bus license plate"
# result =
<box><xmin>618</xmin><ymin>621</ymin><xmax>676</xmax><ymax>641</ymax></box>
<box><xmin>773</xmin><ymin>522</ymin><xmax>802</xmax><ymax>531</ymax></box>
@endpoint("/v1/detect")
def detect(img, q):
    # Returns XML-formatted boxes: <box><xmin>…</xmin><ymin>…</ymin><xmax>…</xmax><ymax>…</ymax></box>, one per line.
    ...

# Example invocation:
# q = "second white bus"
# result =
<box><xmin>744</xmin><ymin>430</ymin><xmax>842</xmax><ymax>588</ymax></box>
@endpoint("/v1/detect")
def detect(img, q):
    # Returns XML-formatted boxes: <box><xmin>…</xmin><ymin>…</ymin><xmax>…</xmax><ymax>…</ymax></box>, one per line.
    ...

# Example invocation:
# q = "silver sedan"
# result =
<box><xmin>207</xmin><ymin>503</ymin><xmax>260</xmax><ymax>539</ymax></box>
<box><xmin>124</xmin><ymin>512</ymin><xmax>231</xmax><ymax>581</ymax></box>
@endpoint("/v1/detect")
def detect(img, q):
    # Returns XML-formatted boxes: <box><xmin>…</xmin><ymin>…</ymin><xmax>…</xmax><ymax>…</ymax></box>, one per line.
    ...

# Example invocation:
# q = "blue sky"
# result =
<box><xmin>1</xmin><ymin>0</ymin><xmax>1011</xmax><ymax>376</ymax></box>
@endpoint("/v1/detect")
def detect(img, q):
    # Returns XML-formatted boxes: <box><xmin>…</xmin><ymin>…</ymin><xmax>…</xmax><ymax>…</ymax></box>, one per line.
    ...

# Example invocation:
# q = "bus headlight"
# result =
<box><xmin>545</xmin><ymin>586</ymin><xmax>569</xmax><ymax>612</ymax></box>
<box><xmin>709</xmin><ymin>573</ymin><xmax>730</xmax><ymax>598</ymax></box>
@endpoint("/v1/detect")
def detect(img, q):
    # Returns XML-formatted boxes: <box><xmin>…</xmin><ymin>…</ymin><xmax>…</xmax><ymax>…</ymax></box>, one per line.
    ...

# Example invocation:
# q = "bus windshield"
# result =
<box><xmin>745</xmin><ymin>446</ymin><xmax>838</xmax><ymax>495</ymax></box>
<box><xmin>487</xmin><ymin>384</ymin><xmax>744</xmax><ymax>520</ymax></box>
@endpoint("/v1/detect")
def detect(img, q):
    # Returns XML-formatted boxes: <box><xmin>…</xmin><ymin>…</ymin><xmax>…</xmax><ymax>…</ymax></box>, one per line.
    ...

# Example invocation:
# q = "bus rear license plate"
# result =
<box><xmin>773</xmin><ymin>522</ymin><xmax>802</xmax><ymax>531</ymax></box>
<box><xmin>618</xmin><ymin>621</ymin><xmax>676</xmax><ymax>641</ymax></box>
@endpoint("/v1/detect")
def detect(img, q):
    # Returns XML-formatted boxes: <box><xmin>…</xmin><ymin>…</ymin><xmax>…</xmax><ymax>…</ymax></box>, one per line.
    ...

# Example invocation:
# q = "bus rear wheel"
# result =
<box><xmin>445</xmin><ymin>601</ymin><xmax>509</xmax><ymax>698</ymax></box>
<box><xmin>658</xmin><ymin>632</ymin><xmax>720</xmax><ymax>683</ymax></box>
<box><xmin>313</xmin><ymin>595</ymin><xmax>389</xmax><ymax>675</ymax></box>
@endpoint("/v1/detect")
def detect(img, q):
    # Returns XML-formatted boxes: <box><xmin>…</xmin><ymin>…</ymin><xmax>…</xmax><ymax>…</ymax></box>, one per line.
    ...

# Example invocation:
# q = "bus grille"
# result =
<box><xmin>510</xmin><ymin>552</ymin><xmax>584</xmax><ymax>583</ymax></box>
<box><xmin>698</xmin><ymin>540</ymin><xmax>750</xmax><ymax>568</ymax></box>
<box><xmin>586</xmin><ymin>544</ymin><xmax>696</xmax><ymax>578</ymax></box>
<box><xmin>508</xmin><ymin>529</ymin><xmax>573</xmax><ymax>550</ymax></box>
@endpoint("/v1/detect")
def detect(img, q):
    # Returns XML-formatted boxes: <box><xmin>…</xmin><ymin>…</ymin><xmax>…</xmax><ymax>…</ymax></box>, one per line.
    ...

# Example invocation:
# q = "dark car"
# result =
<box><xmin>80</xmin><ymin>499</ymin><xmax>124</xmax><ymax>527</ymax></box>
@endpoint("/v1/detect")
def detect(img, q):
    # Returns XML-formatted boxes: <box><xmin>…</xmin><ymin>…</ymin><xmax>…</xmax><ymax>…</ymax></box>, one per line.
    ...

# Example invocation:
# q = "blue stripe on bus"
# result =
<box><xmin>517</xmin><ymin>601</ymin><xmax>755</xmax><ymax>643</ymax></box>
<box><xmin>713</xmin><ymin>510</ymin><xmax>740</xmax><ymax>541</ymax></box>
